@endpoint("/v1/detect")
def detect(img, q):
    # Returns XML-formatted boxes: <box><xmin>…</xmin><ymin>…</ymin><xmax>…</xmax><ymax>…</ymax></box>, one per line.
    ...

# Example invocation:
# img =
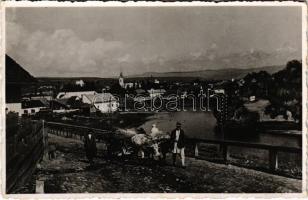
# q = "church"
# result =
<box><xmin>119</xmin><ymin>72</ymin><xmax>125</xmax><ymax>88</ymax></box>
<box><xmin>118</xmin><ymin>72</ymin><xmax>141</xmax><ymax>89</ymax></box>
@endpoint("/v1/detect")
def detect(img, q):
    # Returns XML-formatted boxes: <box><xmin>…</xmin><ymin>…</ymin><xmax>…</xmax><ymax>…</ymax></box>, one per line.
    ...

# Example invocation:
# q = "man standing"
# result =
<box><xmin>84</xmin><ymin>130</ymin><xmax>97</xmax><ymax>165</ymax></box>
<box><xmin>170</xmin><ymin>122</ymin><xmax>186</xmax><ymax>168</ymax></box>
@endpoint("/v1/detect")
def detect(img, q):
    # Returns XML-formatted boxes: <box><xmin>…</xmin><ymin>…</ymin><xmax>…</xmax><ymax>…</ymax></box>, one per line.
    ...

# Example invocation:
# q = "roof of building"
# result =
<box><xmin>22</xmin><ymin>99</ymin><xmax>49</xmax><ymax>109</ymax></box>
<box><xmin>56</xmin><ymin>91</ymin><xmax>97</xmax><ymax>99</ymax></box>
<box><xmin>52</xmin><ymin>96</ymin><xmax>88</xmax><ymax>109</ymax></box>
<box><xmin>6</xmin><ymin>55</ymin><xmax>37</xmax><ymax>84</ymax></box>
<box><xmin>6</xmin><ymin>55</ymin><xmax>37</xmax><ymax>103</ymax></box>
<box><xmin>83</xmin><ymin>93</ymin><xmax>117</xmax><ymax>104</ymax></box>
<box><xmin>135</xmin><ymin>89</ymin><xmax>146</xmax><ymax>94</ymax></box>
<box><xmin>51</xmin><ymin>98</ymin><xmax>69</xmax><ymax>108</ymax></box>
<box><xmin>147</xmin><ymin>89</ymin><xmax>166</xmax><ymax>93</ymax></box>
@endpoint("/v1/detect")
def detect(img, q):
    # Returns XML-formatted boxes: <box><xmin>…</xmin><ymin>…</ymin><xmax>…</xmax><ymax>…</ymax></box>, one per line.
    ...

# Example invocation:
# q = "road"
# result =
<box><xmin>18</xmin><ymin>134</ymin><xmax>301</xmax><ymax>193</ymax></box>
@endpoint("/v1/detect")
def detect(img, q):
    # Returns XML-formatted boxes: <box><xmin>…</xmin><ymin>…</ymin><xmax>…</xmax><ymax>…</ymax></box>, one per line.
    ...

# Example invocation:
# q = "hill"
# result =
<box><xmin>6</xmin><ymin>55</ymin><xmax>37</xmax><ymax>84</ymax></box>
<box><xmin>131</xmin><ymin>65</ymin><xmax>284</xmax><ymax>80</ymax></box>
<box><xmin>6</xmin><ymin>55</ymin><xmax>37</xmax><ymax>103</ymax></box>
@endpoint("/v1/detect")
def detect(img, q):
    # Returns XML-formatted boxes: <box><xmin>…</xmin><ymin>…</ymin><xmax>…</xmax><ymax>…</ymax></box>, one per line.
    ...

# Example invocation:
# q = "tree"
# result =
<box><xmin>265</xmin><ymin>60</ymin><xmax>302</xmax><ymax>124</ymax></box>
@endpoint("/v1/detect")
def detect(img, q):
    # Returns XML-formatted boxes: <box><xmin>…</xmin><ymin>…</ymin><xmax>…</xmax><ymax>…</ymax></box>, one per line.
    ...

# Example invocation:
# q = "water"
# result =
<box><xmin>138</xmin><ymin>111</ymin><xmax>301</xmax><ymax>148</ymax></box>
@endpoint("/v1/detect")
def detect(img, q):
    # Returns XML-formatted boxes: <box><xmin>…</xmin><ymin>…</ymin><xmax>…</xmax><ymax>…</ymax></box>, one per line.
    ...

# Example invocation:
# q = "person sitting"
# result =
<box><xmin>151</xmin><ymin>124</ymin><xmax>159</xmax><ymax>134</ymax></box>
<box><xmin>150</xmin><ymin>124</ymin><xmax>163</xmax><ymax>138</ymax></box>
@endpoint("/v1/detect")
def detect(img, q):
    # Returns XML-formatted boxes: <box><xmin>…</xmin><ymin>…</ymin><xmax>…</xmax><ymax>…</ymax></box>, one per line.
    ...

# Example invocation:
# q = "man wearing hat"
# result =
<box><xmin>170</xmin><ymin>122</ymin><xmax>186</xmax><ymax>168</ymax></box>
<box><xmin>84</xmin><ymin>130</ymin><xmax>97</xmax><ymax>165</ymax></box>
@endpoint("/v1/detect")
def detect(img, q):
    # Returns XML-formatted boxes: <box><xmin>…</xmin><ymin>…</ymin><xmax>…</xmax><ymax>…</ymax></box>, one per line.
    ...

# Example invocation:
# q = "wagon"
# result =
<box><xmin>105</xmin><ymin>128</ymin><xmax>171</xmax><ymax>160</ymax></box>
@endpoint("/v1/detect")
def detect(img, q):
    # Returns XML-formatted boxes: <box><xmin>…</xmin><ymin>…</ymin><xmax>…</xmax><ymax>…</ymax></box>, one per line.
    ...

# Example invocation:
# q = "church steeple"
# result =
<box><xmin>119</xmin><ymin>72</ymin><xmax>125</xmax><ymax>88</ymax></box>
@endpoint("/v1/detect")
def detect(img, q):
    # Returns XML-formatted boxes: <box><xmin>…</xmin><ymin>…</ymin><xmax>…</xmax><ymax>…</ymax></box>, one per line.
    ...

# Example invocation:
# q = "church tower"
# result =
<box><xmin>119</xmin><ymin>72</ymin><xmax>125</xmax><ymax>88</ymax></box>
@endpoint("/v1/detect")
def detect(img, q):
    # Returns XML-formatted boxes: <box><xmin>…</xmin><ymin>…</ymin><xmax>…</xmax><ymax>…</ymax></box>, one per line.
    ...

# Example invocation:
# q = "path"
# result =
<box><xmin>21</xmin><ymin>134</ymin><xmax>301</xmax><ymax>193</ymax></box>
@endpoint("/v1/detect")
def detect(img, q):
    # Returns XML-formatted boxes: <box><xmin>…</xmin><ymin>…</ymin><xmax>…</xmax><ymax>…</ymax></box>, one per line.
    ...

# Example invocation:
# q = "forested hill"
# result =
<box><xmin>226</xmin><ymin>60</ymin><xmax>302</xmax><ymax>127</ymax></box>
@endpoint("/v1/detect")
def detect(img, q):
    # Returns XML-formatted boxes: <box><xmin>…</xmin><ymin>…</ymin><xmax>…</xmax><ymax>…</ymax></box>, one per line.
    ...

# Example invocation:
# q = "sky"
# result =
<box><xmin>6</xmin><ymin>6</ymin><xmax>302</xmax><ymax>77</ymax></box>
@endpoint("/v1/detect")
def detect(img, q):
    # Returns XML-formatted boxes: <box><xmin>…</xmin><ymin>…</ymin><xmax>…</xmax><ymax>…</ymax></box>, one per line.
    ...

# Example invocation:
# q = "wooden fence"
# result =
<box><xmin>6</xmin><ymin>120</ymin><xmax>47</xmax><ymax>193</ymax></box>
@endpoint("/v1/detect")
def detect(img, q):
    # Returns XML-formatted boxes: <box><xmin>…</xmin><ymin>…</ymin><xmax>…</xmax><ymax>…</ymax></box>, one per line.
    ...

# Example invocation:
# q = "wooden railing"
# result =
<box><xmin>45</xmin><ymin>121</ymin><xmax>301</xmax><ymax>172</ymax></box>
<box><xmin>191</xmin><ymin>138</ymin><xmax>301</xmax><ymax>171</ymax></box>
<box><xmin>46</xmin><ymin>121</ymin><xmax>112</xmax><ymax>141</ymax></box>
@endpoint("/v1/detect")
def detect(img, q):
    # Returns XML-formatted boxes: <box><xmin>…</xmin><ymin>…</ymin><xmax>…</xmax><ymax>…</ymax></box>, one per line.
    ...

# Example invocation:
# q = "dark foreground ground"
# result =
<box><xmin>16</xmin><ymin>134</ymin><xmax>301</xmax><ymax>193</ymax></box>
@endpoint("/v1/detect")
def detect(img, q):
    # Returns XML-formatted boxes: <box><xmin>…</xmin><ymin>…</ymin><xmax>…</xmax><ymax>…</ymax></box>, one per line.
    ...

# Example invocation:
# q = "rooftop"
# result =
<box><xmin>83</xmin><ymin>93</ymin><xmax>118</xmax><ymax>103</ymax></box>
<box><xmin>6</xmin><ymin>55</ymin><xmax>37</xmax><ymax>84</ymax></box>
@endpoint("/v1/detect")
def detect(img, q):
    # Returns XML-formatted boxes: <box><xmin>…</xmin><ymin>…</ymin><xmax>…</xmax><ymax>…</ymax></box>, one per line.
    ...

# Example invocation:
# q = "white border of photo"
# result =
<box><xmin>0</xmin><ymin>1</ymin><xmax>307</xmax><ymax>199</ymax></box>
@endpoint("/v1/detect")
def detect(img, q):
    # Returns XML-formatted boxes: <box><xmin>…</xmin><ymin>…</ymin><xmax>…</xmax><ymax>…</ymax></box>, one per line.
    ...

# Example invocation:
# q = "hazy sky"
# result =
<box><xmin>6</xmin><ymin>6</ymin><xmax>302</xmax><ymax>77</ymax></box>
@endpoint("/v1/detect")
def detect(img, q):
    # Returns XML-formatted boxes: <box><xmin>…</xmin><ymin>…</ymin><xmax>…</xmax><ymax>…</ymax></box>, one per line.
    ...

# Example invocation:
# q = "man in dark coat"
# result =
<box><xmin>84</xmin><ymin>130</ymin><xmax>97</xmax><ymax>165</ymax></box>
<box><xmin>170</xmin><ymin>122</ymin><xmax>186</xmax><ymax>168</ymax></box>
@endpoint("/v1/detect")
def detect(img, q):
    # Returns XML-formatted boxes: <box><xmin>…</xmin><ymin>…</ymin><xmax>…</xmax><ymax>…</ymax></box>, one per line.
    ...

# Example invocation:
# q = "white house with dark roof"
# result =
<box><xmin>147</xmin><ymin>88</ymin><xmax>166</xmax><ymax>98</ymax></box>
<box><xmin>82</xmin><ymin>93</ymin><xmax>119</xmax><ymax>113</ymax></box>
<box><xmin>56</xmin><ymin>91</ymin><xmax>97</xmax><ymax>99</ymax></box>
<box><xmin>21</xmin><ymin>98</ymin><xmax>49</xmax><ymax>116</ymax></box>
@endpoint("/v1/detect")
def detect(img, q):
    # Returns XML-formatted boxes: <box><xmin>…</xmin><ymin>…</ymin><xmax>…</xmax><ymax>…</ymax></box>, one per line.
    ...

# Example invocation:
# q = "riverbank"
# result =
<box><xmin>15</xmin><ymin>134</ymin><xmax>301</xmax><ymax>193</ymax></box>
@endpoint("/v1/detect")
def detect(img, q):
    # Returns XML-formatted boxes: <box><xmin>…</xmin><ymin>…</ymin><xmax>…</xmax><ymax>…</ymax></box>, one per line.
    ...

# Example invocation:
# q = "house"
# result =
<box><xmin>5</xmin><ymin>55</ymin><xmax>37</xmax><ymax>116</ymax></box>
<box><xmin>181</xmin><ymin>91</ymin><xmax>188</xmax><ymax>98</ymax></box>
<box><xmin>147</xmin><ymin>88</ymin><xmax>166</xmax><ymax>98</ymax></box>
<box><xmin>76</xmin><ymin>80</ymin><xmax>85</xmax><ymax>87</ymax></box>
<box><xmin>30</xmin><ymin>95</ymin><xmax>53</xmax><ymax>101</ymax></box>
<box><xmin>124</xmin><ymin>83</ymin><xmax>135</xmax><ymax>89</ymax></box>
<box><xmin>50</xmin><ymin>98</ymin><xmax>70</xmax><ymax>112</ymax></box>
<box><xmin>208</xmin><ymin>84</ymin><xmax>214</xmax><ymax>89</ymax></box>
<box><xmin>135</xmin><ymin>89</ymin><xmax>146</xmax><ymax>95</ymax></box>
<box><xmin>50</xmin><ymin>97</ymin><xmax>84</xmax><ymax>113</ymax></box>
<box><xmin>249</xmin><ymin>96</ymin><xmax>256</xmax><ymax>102</ymax></box>
<box><xmin>22</xmin><ymin>93</ymin><xmax>53</xmax><ymax>101</ymax></box>
<box><xmin>37</xmin><ymin>85</ymin><xmax>55</xmax><ymax>98</ymax></box>
<box><xmin>82</xmin><ymin>93</ymin><xmax>119</xmax><ymax>113</ymax></box>
<box><xmin>237</xmin><ymin>79</ymin><xmax>245</xmax><ymax>87</ymax></box>
<box><xmin>214</xmin><ymin>89</ymin><xmax>225</xmax><ymax>94</ymax></box>
<box><xmin>21</xmin><ymin>98</ymin><xmax>49</xmax><ymax>115</ymax></box>
<box><xmin>56</xmin><ymin>91</ymin><xmax>97</xmax><ymax>99</ymax></box>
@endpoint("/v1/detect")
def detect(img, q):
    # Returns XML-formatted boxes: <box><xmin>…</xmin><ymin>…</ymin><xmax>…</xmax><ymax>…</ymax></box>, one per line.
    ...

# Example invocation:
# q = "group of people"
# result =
<box><xmin>83</xmin><ymin>122</ymin><xmax>186</xmax><ymax>168</ymax></box>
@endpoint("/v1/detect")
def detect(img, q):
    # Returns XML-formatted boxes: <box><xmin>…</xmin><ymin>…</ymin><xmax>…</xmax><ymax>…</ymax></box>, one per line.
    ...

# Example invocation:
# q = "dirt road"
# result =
<box><xmin>17</xmin><ymin>134</ymin><xmax>301</xmax><ymax>193</ymax></box>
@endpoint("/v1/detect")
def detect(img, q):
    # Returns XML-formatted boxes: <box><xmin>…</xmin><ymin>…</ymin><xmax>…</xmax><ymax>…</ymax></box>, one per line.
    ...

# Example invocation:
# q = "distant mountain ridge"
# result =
<box><xmin>131</xmin><ymin>65</ymin><xmax>285</xmax><ymax>80</ymax></box>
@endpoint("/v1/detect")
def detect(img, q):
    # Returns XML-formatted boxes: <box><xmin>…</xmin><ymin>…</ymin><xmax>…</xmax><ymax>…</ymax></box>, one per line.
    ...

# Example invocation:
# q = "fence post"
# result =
<box><xmin>42</xmin><ymin>120</ymin><xmax>49</xmax><ymax>161</ymax></box>
<box><xmin>221</xmin><ymin>144</ymin><xmax>230</xmax><ymax>162</ymax></box>
<box><xmin>35</xmin><ymin>180</ymin><xmax>44</xmax><ymax>193</ymax></box>
<box><xmin>194</xmin><ymin>142</ymin><xmax>199</xmax><ymax>157</ymax></box>
<box><xmin>269</xmin><ymin>149</ymin><xmax>278</xmax><ymax>171</ymax></box>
